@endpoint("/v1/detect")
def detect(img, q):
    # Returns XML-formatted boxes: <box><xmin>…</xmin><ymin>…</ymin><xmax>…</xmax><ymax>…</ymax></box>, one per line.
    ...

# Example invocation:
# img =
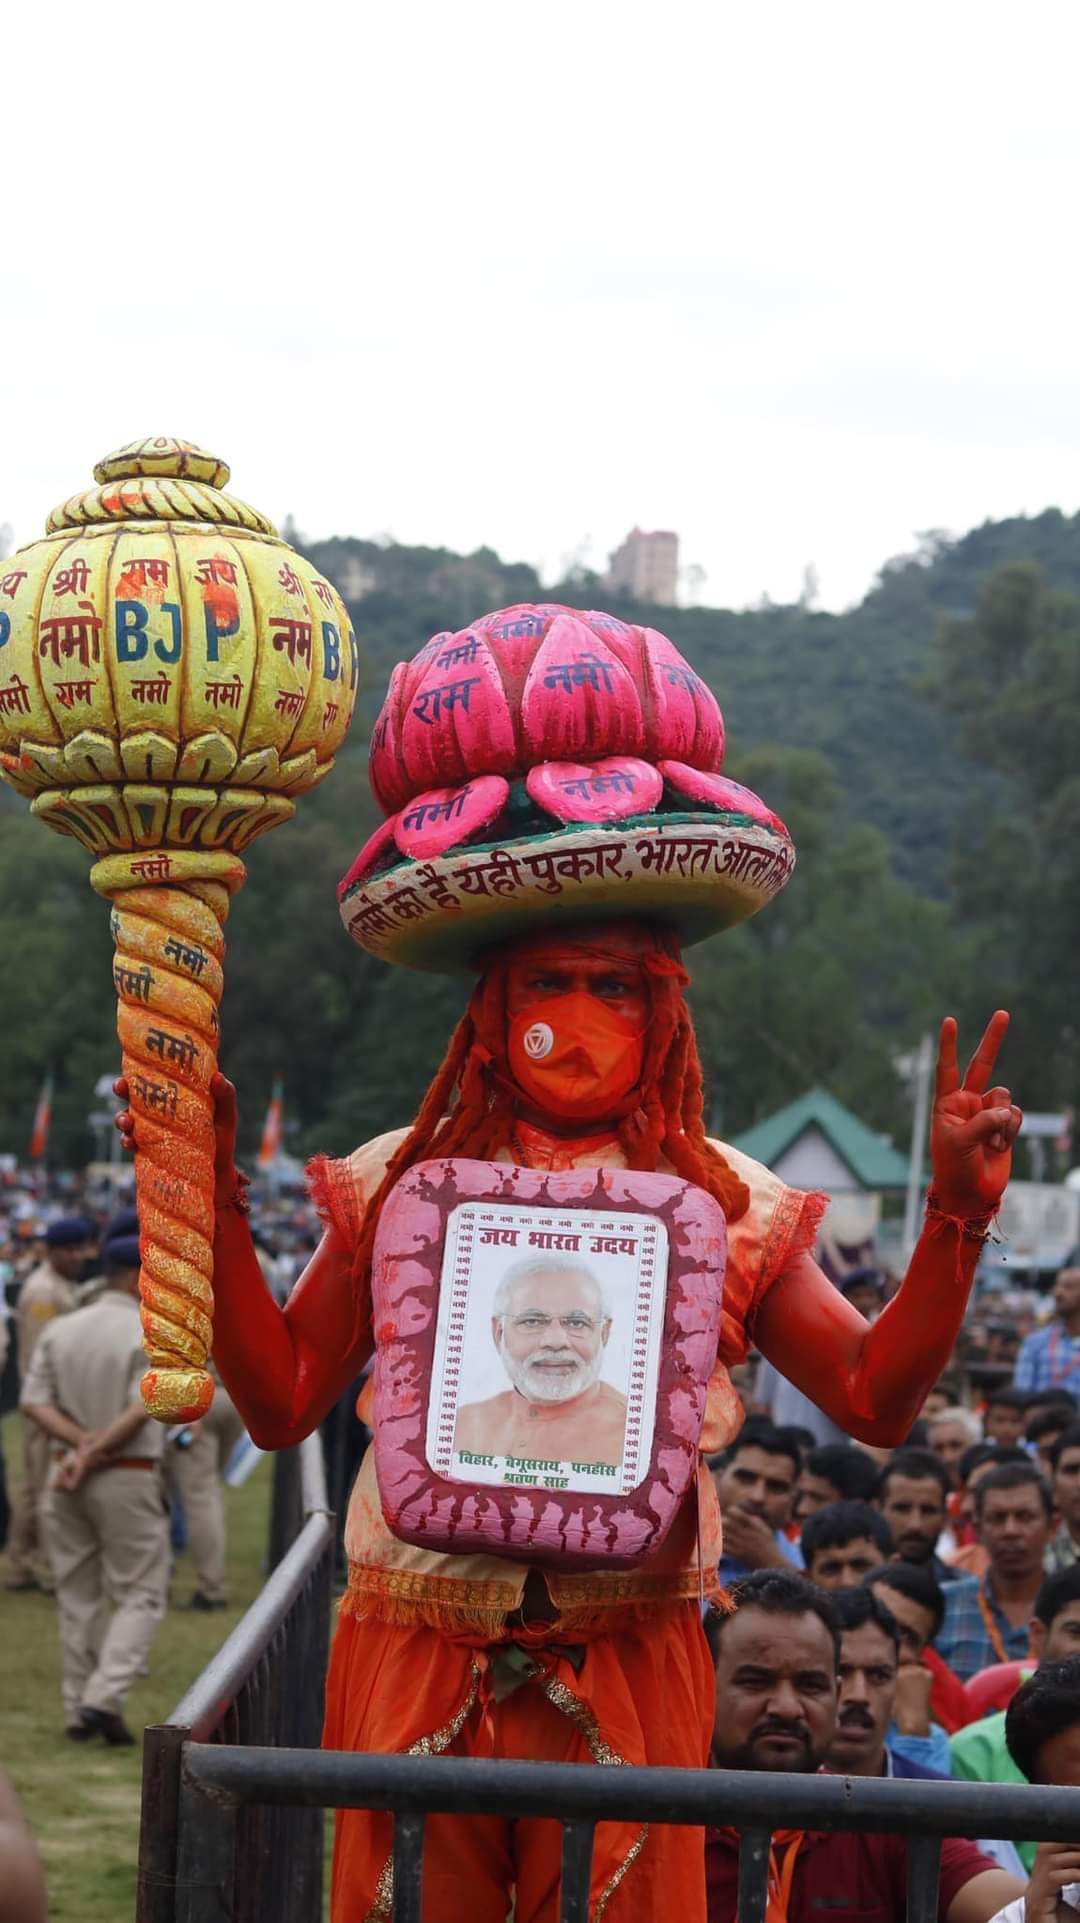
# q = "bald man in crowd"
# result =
<box><xmin>454</xmin><ymin>1256</ymin><xmax>628</xmax><ymax>1464</ymax></box>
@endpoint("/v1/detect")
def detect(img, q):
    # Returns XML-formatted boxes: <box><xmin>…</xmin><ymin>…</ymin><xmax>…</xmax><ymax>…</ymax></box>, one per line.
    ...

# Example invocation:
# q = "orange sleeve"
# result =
<box><xmin>305</xmin><ymin>1126</ymin><xmax>413</xmax><ymax>1258</ymax></box>
<box><xmin>705</xmin><ymin>1138</ymin><xmax>828</xmax><ymax>1368</ymax></box>
<box><xmin>305</xmin><ymin>1152</ymin><xmax>365</xmax><ymax>1252</ymax></box>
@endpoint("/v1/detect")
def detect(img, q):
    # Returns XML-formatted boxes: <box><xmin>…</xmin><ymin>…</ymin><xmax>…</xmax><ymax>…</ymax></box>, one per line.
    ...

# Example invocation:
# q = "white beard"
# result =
<box><xmin>499</xmin><ymin>1336</ymin><xmax>603</xmax><ymax>1406</ymax></box>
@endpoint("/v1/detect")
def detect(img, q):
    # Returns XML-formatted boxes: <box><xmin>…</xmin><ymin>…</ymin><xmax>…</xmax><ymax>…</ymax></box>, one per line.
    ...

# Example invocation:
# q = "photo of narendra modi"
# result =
<box><xmin>425</xmin><ymin>1199</ymin><xmax>668</xmax><ymax>1499</ymax></box>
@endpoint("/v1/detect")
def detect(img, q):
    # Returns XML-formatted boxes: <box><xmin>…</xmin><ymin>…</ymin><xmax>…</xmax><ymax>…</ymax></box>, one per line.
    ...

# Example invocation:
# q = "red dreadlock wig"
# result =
<box><xmin>349</xmin><ymin>922</ymin><xmax>750</xmax><ymax>1301</ymax></box>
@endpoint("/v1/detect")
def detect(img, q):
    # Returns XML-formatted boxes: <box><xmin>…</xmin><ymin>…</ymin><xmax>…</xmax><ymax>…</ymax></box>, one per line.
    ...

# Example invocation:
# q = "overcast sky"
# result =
<box><xmin>4</xmin><ymin>2</ymin><xmax>1079</xmax><ymax>611</ymax></box>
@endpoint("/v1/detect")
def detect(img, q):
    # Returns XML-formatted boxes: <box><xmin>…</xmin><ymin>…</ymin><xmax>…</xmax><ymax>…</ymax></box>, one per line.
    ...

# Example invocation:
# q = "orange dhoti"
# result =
<box><xmin>323</xmin><ymin>1600</ymin><xmax>714</xmax><ymax>1922</ymax></box>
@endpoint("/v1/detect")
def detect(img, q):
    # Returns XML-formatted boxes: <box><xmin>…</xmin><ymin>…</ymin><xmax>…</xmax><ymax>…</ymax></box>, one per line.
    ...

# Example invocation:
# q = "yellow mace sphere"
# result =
<box><xmin>0</xmin><ymin>435</ymin><xmax>358</xmax><ymax>856</ymax></box>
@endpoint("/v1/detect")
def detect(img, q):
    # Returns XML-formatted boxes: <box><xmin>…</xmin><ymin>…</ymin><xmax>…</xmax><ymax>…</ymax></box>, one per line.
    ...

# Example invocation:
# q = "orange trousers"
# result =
<box><xmin>323</xmin><ymin>1601</ymin><xmax>714</xmax><ymax>1922</ymax></box>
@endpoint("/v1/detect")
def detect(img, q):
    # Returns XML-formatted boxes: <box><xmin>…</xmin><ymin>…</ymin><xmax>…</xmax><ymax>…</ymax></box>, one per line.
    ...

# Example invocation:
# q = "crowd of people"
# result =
<box><xmin>699</xmin><ymin>1244</ymin><xmax>1080</xmax><ymax>1920</ymax></box>
<box><xmin>0</xmin><ymin>1164</ymin><xmax>319</xmax><ymax>1744</ymax></box>
<box><xmin>9</xmin><ymin>1155</ymin><xmax>1080</xmax><ymax>1918</ymax></box>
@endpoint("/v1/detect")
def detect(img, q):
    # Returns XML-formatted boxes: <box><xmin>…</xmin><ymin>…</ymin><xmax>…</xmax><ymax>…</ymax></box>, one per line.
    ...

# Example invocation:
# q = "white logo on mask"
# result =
<box><xmin>523</xmin><ymin>1022</ymin><xmax>554</xmax><ymax>1060</ymax></box>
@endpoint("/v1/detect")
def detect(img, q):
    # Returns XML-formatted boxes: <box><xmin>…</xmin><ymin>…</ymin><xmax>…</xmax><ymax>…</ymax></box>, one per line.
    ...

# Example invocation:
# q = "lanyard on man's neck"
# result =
<box><xmin>977</xmin><ymin>1582</ymin><xmax>1034</xmax><ymax>1665</ymax></box>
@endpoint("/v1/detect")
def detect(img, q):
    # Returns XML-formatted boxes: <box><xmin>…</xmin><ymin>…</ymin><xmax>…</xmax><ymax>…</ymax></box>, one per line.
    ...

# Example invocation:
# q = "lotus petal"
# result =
<box><xmin>401</xmin><ymin>631</ymin><xmax>455</xmax><ymax>708</ymax></box>
<box><xmin>369</xmin><ymin>662</ymin><xmax>410</xmax><ymax>814</ymax></box>
<box><xmin>393</xmin><ymin>775</ymin><xmax>509</xmax><ymax>860</ymax></box>
<box><xmin>643</xmin><ymin>631</ymin><xmax>724</xmax><ymax>768</ymax></box>
<box><xmin>477</xmin><ymin>605</ymin><xmax>550</xmax><ymax>687</ymax></box>
<box><xmin>527</xmin><ymin>756</ymin><xmax>662</xmax><ymax>823</ymax></box>
<box><xmin>339</xmin><ymin>816</ymin><xmax>400</xmax><ymax>896</ymax></box>
<box><xmin>659</xmin><ymin>760</ymin><xmax>787</xmax><ymax>834</ymax></box>
<box><xmin>579</xmin><ymin>610</ymin><xmax>641</xmax><ymax>676</ymax></box>
<box><xmin>520</xmin><ymin>616</ymin><xmax>643</xmax><ymax>762</ymax></box>
<box><xmin>399</xmin><ymin>635</ymin><xmax>515</xmax><ymax>791</ymax></box>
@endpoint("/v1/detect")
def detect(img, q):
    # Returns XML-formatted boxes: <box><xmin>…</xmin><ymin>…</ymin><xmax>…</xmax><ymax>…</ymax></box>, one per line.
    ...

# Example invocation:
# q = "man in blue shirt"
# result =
<box><xmin>934</xmin><ymin>1461</ymin><xmax>1053</xmax><ymax>1680</ymax></box>
<box><xmin>1014</xmin><ymin>1250</ymin><xmax>1080</xmax><ymax>1395</ymax></box>
<box><xmin>712</xmin><ymin>1424</ymin><xmax>804</xmax><ymax>1584</ymax></box>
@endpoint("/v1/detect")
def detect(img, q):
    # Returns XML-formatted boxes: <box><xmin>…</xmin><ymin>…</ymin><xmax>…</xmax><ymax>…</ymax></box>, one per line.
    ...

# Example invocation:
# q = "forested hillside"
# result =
<box><xmin>5</xmin><ymin>507</ymin><xmax>1080</xmax><ymax>1168</ymax></box>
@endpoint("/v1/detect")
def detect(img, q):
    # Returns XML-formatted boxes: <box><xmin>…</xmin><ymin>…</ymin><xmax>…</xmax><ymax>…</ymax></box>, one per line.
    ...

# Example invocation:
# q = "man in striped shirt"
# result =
<box><xmin>934</xmin><ymin>1463</ymin><xmax>1053</xmax><ymax>1681</ymax></box>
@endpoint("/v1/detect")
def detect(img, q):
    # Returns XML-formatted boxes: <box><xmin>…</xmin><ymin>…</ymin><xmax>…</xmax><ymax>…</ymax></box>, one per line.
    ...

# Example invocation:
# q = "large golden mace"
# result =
<box><xmin>0</xmin><ymin>438</ymin><xmax>357</xmax><ymax>1420</ymax></box>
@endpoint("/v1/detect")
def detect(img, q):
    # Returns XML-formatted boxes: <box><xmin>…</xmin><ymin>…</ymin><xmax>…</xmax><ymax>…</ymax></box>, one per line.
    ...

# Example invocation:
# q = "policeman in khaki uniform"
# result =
<box><xmin>6</xmin><ymin>1216</ymin><xmax>94</xmax><ymax>1591</ymax></box>
<box><xmin>20</xmin><ymin>1223</ymin><xmax>169</xmax><ymax>1744</ymax></box>
<box><xmin>167</xmin><ymin>1365</ymin><xmax>245</xmax><ymax>1609</ymax></box>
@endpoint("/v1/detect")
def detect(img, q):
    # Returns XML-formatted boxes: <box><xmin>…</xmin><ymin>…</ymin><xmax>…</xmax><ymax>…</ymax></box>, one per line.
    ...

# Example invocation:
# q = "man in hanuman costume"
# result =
<box><xmin>120</xmin><ymin>602</ymin><xmax>1021</xmax><ymax>1921</ymax></box>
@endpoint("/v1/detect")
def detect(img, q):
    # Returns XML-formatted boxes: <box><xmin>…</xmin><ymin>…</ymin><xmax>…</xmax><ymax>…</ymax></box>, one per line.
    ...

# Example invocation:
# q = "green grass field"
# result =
<box><xmin>1</xmin><ymin>1414</ymin><xmax>273</xmax><ymax>1921</ymax></box>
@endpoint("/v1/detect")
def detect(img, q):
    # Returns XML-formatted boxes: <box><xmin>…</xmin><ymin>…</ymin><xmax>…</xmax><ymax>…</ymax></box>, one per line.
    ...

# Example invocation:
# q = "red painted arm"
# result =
<box><xmin>755</xmin><ymin>1233</ymin><xmax>979</xmax><ymax>1445</ymax></box>
<box><xmin>210</xmin><ymin>1207</ymin><xmax>371</xmax><ymax>1449</ymax></box>
<box><xmin>756</xmin><ymin>1011</ymin><xmax>1022</xmax><ymax>1447</ymax></box>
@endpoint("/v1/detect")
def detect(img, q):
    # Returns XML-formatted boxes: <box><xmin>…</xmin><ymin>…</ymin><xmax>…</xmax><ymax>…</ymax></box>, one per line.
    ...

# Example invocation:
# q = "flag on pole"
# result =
<box><xmin>29</xmin><ymin>1075</ymin><xmax>53</xmax><ymax>1161</ymax></box>
<box><xmin>257</xmin><ymin>1077</ymin><xmax>284</xmax><ymax>1167</ymax></box>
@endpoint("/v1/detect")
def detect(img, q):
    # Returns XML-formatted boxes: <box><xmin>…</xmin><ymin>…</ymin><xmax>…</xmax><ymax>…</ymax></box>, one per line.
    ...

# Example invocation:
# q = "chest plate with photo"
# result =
<box><xmin>370</xmin><ymin>1158</ymin><xmax>727</xmax><ymax>1568</ymax></box>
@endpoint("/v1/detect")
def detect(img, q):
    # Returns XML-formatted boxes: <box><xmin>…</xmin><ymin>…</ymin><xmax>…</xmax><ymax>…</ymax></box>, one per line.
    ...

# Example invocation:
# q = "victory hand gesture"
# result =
<box><xmin>930</xmin><ymin>1011</ymin><xmax>1022</xmax><ymax>1218</ymax></box>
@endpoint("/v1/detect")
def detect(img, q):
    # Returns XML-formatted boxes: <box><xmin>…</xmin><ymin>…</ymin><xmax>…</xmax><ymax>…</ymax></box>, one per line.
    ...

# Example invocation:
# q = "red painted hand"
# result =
<box><xmin>930</xmin><ymin>1011</ymin><xmax>1022</xmax><ymax>1217</ymax></box>
<box><xmin>207</xmin><ymin>1072</ymin><xmax>240</xmax><ymax>1200</ymax></box>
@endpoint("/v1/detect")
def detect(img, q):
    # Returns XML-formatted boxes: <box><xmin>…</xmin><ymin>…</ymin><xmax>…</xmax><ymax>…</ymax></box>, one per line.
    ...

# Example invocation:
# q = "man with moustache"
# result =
<box><xmin>705</xmin><ymin>1571</ymin><xmax>1022</xmax><ymax>1923</ymax></box>
<box><xmin>828</xmin><ymin>1586</ymin><xmax>1025</xmax><ymax>1874</ymax></box>
<box><xmin>876</xmin><ymin>1447</ymin><xmax>960</xmax><ymax>1584</ymax></box>
<box><xmin>827</xmin><ymin>1584</ymin><xmax>953</xmax><ymax>1778</ymax></box>
<box><xmin>454</xmin><ymin>1258</ymin><xmax>627</xmax><ymax>1464</ymax></box>
<box><xmin>863</xmin><ymin>1560</ymin><xmax>969</xmax><ymax>1735</ymax></box>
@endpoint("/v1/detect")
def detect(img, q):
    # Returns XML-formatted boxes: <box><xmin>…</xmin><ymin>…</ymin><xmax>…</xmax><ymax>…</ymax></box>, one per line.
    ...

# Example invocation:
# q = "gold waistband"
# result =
<box><xmin>341</xmin><ymin>1559</ymin><xmax>721</xmax><ymax>1641</ymax></box>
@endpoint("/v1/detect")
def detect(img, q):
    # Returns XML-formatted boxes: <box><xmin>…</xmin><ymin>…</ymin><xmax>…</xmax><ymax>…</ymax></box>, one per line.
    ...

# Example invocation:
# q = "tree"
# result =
<box><xmin>931</xmin><ymin>562</ymin><xmax>1080</xmax><ymax>1119</ymax></box>
<box><xmin>10</xmin><ymin>507</ymin><xmax>1080</xmax><ymax>1168</ymax></box>
<box><xmin>687</xmin><ymin>746</ymin><xmax>957</xmax><ymax>1142</ymax></box>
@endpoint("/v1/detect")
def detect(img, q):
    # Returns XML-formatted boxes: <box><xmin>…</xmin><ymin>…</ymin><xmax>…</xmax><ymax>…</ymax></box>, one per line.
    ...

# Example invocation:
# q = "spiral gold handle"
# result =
<box><xmin>92</xmin><ymin>849</ymin><xmax>245</xmax><ymax>1422</ymax></box>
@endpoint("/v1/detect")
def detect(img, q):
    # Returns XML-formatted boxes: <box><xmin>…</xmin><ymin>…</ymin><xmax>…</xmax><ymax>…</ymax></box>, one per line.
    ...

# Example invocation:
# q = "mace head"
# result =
<box><xmin>0</xmin><ymin>437</ymin><xmax>358</xmax><ymax>857</ymax></box>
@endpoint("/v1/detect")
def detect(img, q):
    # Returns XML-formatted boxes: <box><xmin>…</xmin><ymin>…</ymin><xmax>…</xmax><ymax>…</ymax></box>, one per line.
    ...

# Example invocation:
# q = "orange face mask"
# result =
<box><xmin>507</xmin><ymin>991</ymin><xmax>645</xmax><ymax>1123</ymax></box>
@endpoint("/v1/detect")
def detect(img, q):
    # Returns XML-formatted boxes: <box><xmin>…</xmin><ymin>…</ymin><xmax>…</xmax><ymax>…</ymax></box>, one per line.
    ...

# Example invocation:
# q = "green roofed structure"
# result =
<box><xmin>733</xmin><ymin>1087</ymin><xmax>912</xmax><ymax>1196</ymax></box>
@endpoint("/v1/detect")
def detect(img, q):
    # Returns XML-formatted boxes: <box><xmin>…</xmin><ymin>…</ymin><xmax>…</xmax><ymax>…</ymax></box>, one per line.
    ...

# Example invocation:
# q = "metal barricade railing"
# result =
<box><xmin>141</xmin><ymin>1440</ymin><xmax>1080</xmax><ymax>1922</ymax></box>
<box><xmin>169</xmin><ymin>1746</ymin><xmax>1080</xmax><ymax>1923</ymax></box>
<box><xmin>136</xmin><ymin>1433</ymin><xmax>333</xmax><ymax>1923</ymax></box>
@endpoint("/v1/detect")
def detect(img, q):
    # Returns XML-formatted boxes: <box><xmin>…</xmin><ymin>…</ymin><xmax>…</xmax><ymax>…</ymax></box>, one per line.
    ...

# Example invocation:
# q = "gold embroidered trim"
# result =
<box><xmin>346</xmin><ymin>1563</ymin><xmax>521</xmax><ymax>1610</ymax></box>
<box><xmin>745</xmin><ymin>1186</ymin><xmax>829</xmax><ymax>1348</ymax></box>
<box><xmin>594</xmin><ymin>1822</ymin><xmax>649</xmax><ymax>1920</ymax></box>
<box><xmin>548</xmin><ymin>1568</ymin><xmax>706</xmax><ymax>1608</ymax></box>
<box><xmin>406</xmin><ymin>1659</ymin><xmax>482</xmax><ymax>1756</ymax></box>
<box><xmin>304</xmin><ymin>1152</ymin><xmax>362</xmax><ymax>1247</ymax></box>
<box><xmin>361</xmin><ymin>1660</ymin><xmax>482</xmax><ymax>1923</ymax></box>
<box><xmin>541</xmin><ymin>1671</ymin><xmax>651</xmax><ymax>1918</ymax></box>
<box><xmin>342</xmin><ymin>1561</ymin><xmax>522</xmax><ymax>1635</ymax></box>
<box><xmin>341</xmin><ymin>1562</ymin><xmax>713</xmax><ymax>1637</ymax></box>
<box><xmin>366</xmin><ymin>1854</ymin><xmax>394</xmax><ymax>1923</ymax></box>
<box><xmin>360</xmin><ymin>1656</ymin><xmax>651</xmax><ymax>1917</ymax></box>
<box><xmin>541</xmin><ymin>1676</ymin><xmax>625</xmax><ymax>1768</ymax></box>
